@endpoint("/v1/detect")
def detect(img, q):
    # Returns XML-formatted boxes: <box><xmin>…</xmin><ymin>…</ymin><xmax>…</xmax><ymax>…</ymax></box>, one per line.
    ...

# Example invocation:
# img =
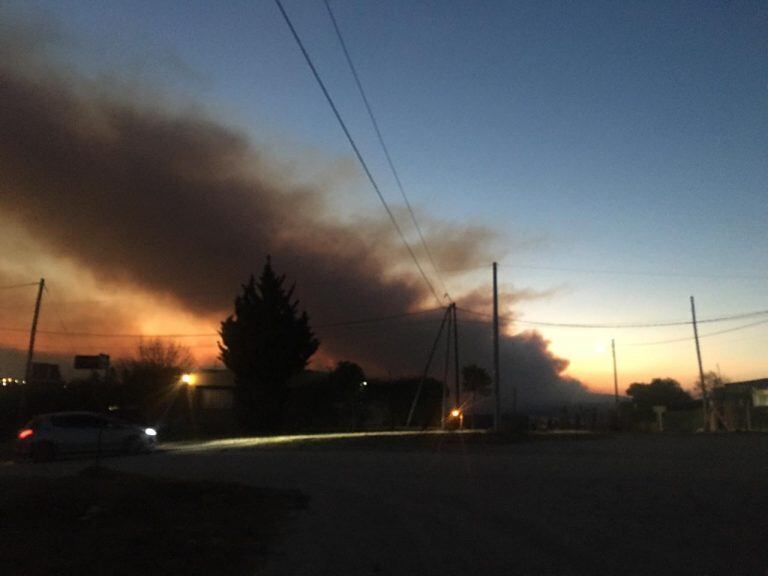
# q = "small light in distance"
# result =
<box><xmin>18</xmin><ymin>428</ymin><xmax>34</xmax><ymax>440</ymax></box>
<box><xmin>450</xmin><ymin>409</ymin><xmax>461</xmax><ymax>418</ymax></box>
<box><xmin>181</xmin><ymin>373</ymin><xmax>195</xmax><ymax>385</ymax></box>
<box><xmin>144</xmin><ymin>427</ymin><xmax>157</xmax><ymax>437</ymax></box>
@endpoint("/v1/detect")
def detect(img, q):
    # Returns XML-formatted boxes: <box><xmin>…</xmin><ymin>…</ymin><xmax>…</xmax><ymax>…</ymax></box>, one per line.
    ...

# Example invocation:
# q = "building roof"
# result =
<box><xmin>726</xmin><ymin>378</ymin><xmax>768</xmax><ymax>390</ymax></box>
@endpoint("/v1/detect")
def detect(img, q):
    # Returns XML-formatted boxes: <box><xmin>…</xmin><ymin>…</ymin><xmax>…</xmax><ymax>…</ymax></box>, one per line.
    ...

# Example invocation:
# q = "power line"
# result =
<box><xmin>42</xmin><ymin>284</ymin><xmax>72</xmax><ymax>334</ymax></box>
<box><xmin>0</xmin><ymin>307</ymin><xmax>446</xmax><ymax>339</ymax></box>
<box><xmin>322</xmin><ymin>0</ymin><xmax>450</xmax><ymax>302</ymax></box>
<box><xmin>440</xmin><ymin>263</ymin><xmax>768</xmax><ymax>281</ymax></box>
<box><xmin>316</xmin><ymin>307</ymin><xmax>443</xmax><ymax>328</ymax></box>
<box><xmin>0</xmin><ymin>282</ymin><xmax>39</xmax><ymax>291</ymax></box>
<box><xmin>456</xmin><ymin>306</ymin><xmax>768</xmax><ymax>329</ymax></box>
<box><xmin>499</xmin><ymin>263</ymin><xmax>768</xmax><ymax>281</ymax></box>
<box><xmin>628</xmin><ymin>318</ymin><xmax>768</xmax><ymax>347</ymax></box>
<box><xmin>273</xmin><ymin>0</ymin><xmax>442</xmax><ymax>306</ymax></box>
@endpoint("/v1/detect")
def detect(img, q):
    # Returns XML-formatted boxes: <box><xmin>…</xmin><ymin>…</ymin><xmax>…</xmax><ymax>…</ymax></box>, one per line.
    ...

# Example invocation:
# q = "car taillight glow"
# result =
<box><xmin>18</xmin><ymin>428</ymin><xmax>34</xmax><ymax>440</ymax></box>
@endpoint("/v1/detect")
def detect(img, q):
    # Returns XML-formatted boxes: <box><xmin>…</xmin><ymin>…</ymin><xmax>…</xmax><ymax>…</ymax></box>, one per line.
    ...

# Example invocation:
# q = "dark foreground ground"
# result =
<box><xmin>0</xmin><ymin>465</ymin><xmax>306</xmax><ymax>576</ymax></box>
<box><xmin>2</xmin><ymin>432</ymin><xmax>767</xmax><ymax>575</ymax></box>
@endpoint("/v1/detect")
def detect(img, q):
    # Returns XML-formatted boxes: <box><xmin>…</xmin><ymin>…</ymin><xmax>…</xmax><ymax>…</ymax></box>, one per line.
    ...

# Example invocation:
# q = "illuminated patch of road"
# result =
<box><xmin>161</xmin><ymin>429</ymin><xmax>483</xmax><ymax>454</ymax></box>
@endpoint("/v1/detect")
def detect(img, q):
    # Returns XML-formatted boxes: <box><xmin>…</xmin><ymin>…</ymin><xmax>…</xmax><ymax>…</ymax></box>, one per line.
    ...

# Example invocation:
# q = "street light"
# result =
<box><xmin>181</xmin><ymin>373</ymin><xmax>195</xmax><ymax>386</ymax></box>
<box><xmin>450</xmin><ymin>408</ymin><xmax>464</xmax><ymax>430</ymax></box>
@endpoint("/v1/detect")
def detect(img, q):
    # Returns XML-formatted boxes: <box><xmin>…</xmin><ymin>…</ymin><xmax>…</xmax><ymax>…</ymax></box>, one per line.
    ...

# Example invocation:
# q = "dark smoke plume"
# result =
<box><xmin>0</xmin><ymin>17</ymin><xmax>590</xmax><ymax>407</ymax></box>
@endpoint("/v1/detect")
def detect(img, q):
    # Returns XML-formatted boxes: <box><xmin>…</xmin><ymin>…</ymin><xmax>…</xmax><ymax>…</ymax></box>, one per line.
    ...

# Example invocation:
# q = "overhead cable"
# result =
<box><xmin>323</xmin><ymin>0</ymin><xmax>450</xmax><ymax>301</ymax></box>
<box><xmin>0</xmin><ymin>282</ymin><xmax>39</xmax><ymax>290</ymax></box>
<box><xmin>628</xmin><ymin>318</ymin><xmax>768</xmax><ymax>346</ymax></box>
<box><xmin>440</xmin><ymin>263</ymin><xmax>768</xmax><ymax>281</ymax></box>
<box><xmin>456</xmin><ymin>306</ymin><xmax>768</xmax><ymax>329</ymax></box>
<box><xmin>0</xmin><ymin>307</ymin><xmax>445</xmax><ymax>339</ymax></box>
<box><xmin>273</xmin><ymin>0</ymin><xmax>443</xmax><ymax>306</ymax></box>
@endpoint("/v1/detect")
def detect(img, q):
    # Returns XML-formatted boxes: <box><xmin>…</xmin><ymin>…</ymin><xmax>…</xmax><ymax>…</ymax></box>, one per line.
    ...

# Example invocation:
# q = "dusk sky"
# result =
<box><xmin>1</xmin><ymin>0</ymin><xmax>766</xmax><ymax>399</ymax></box>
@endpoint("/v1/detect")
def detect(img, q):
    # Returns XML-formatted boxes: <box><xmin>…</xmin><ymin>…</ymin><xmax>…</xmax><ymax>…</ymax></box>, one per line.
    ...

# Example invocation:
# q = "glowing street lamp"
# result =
<box><xmin>181</xmin><ymin>373</ymin><xmax>195</xmax><ymax>386</ymax></box>
<box><xmin>449</xmin><ymin>408</ymin><xmax>464</xmax><ymax>430</ymax></box>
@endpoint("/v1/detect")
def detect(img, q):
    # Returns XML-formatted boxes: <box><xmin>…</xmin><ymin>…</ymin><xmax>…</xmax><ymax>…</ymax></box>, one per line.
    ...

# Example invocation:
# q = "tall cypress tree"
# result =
<box><xmin>219</xmin><ymin>257</ymin><xmax>319</xmax><ymax>431</ymax></box>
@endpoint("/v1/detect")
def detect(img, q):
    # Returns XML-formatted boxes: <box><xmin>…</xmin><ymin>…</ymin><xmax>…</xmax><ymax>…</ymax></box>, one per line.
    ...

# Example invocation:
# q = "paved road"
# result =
<box><xmin>6</xmin><ymin>432</ymin><xmax>768</xmax><ymax>575</ymax></box>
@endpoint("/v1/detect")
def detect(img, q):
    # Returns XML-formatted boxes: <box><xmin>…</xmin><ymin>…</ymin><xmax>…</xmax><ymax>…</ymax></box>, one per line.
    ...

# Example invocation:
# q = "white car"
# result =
<box><xmin>16</xmin><ymin>411</ymin><xmax>157</xmax><ymax>462</ymax></box>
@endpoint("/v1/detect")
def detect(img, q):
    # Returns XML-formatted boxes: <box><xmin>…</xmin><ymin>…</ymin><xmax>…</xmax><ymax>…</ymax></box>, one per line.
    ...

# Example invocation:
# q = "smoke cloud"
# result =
<box><xmin>0</xmin><ymin>17</ymin><xmax>590</xmax><ymax>408</ymax></box>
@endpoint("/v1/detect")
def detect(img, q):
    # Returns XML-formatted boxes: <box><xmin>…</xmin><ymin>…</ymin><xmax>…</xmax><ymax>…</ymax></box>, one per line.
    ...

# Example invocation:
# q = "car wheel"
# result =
<box><xmin>31</xmin><ymin>442</ymin><xmax>56</xmax><ymax>463</ymax></box>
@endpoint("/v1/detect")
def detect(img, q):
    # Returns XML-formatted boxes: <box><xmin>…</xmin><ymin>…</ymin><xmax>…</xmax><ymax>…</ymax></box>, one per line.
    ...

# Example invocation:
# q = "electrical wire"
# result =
<box><xmin>273</xmin><ymin>0</ymin><xmax>442</xmax><ymax>306</ymax></box>
<box><xmin>0</xmin><ymin>282</ymin><xmax>39</xmax><ymax>290</ymax></box>
<box><xmin>440</xmin><ymin>263</ymin><xmax>768</xmax><ymax>281</ymax></box>
<box><xmin>628</xmin><ymin>318</ymin><xmax>768</xmax><ymax>347</ymax></box>
<box><xmin>0</xmin><ymin>307</ymin><xmax>446</xmax><ymax>339</ymax></box>
<box><xmin>322</xmin><ymin>0</ymin><xmax>450</xmax><ymax>302</ymax></box>
<box><xmin>456</xmin><ymin>306</ymin><xmax>768</xmax><ymax>329</ymax></box>
<box><xmin>498</xmin><ymin>263</ymin><xmax>768</xmax><ymax>281</ymax></box>
<box><xmin>9</xmin><ymin>302</ymin><xmax>763</xmax><ymax>338</ymax></box>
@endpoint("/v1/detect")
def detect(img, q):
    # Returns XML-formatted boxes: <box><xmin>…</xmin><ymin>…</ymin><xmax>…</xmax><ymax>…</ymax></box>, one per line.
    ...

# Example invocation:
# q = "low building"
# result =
<box><xmin>710</xmin><ymin>378</ymin><xmax>768</xmax><ymax>431</ymax></box>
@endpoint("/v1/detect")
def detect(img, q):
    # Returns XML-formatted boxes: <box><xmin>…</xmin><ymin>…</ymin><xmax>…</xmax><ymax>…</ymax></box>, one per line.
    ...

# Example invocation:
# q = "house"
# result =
<box><xmin>710</xmin><ymin>378</ymin><xmax>768</xmax><ymax>431</ymax></box>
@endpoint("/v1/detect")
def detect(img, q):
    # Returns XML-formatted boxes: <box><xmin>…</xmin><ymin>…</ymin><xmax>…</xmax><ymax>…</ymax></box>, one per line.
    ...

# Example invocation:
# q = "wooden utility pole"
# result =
<box><xmin>441</xmin><ymin>308</ymin><xmax>453</xmax><ymax>428</ymax></box>
<box><xmin>611</xmin><ymin>339</ymin><xmax>619</xmax><ymax>410</ymax></box>
<box><xmin>493</xmin><ymin>262</ymin><xmax>501</xmax><ymax>430</ymax></box>
<box><xmin>20</xmin><ymin>278</ymin><xmax>45</xmax><ymax>421</ymax></box>
<box><xmin>690</xmin><ymin>296</ymin><xmax>708</xmax><ymax>430</ymax></box>
<box><xmin>612</xmin><ymin>338</ymin><xmax>620</xmax><ymax>429</ymax></box>
<box><xmin>452</xmin><ymin>303</ymin><xmax>460</xmax><ymax>410</ymax></box>
<box><xmin>24</xmin><ymin>278</ymin><xmax>45</xmax><ymax>383</ymax></box>
<box><xmin>406</xmin><ymin>307</ymin><xmax>451</xmax><ymax>427</ymax></box>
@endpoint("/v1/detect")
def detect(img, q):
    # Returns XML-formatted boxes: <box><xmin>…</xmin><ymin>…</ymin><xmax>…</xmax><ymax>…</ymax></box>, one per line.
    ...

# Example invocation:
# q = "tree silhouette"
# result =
<box><xmin>626</xmin><ymin>378</ymin><xmax>693</xmax><ymax>411</ymax></box>
<box><xmin>118</xmin><ymin>339</ymin><xmax>194</xmax><ymax>421</ymax></box>
<box><xmin>219</xmin><ymin>257</ymin><xmax>319</xmax><ymax>431</ymax></box>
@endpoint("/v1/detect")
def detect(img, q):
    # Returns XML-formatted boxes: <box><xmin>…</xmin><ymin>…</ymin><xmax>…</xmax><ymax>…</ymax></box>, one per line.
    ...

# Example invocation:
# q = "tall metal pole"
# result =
<box><xmin>493</xmin><ymin>262</ymin><xmax>501</xmax><ymax>430</ymax></box>
<box><xmin>20</xmin><ymin>278</ymin><xmax>45</xmax><ymax>421</ymax></box>
<box><xmin>690</xmin><ymin>296</ymin><xmax>708</xmax><ymax>430</ymax></box>
<box><xmin>441</xmin><ymin>309</ymin><xmax>453</xmax><ymax>429</ymax></box>
<box><xmin>611</xmin><ymin>338</ymin><xmax>620</xmax><ymax>430</ymax></box>
<box><xmin>452</xmin><ymin>303</ymin><xmax>460</xmax><ymax>410</ymax></box>
<box><xmin>611</xmin><ymin>338</ymin><xmax>619</xmax><ymax>411</ymax></box>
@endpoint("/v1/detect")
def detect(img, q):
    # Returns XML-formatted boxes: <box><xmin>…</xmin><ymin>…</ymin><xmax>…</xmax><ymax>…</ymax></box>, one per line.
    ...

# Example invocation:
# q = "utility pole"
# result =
<box><xmin>406</xmin><ymin>306</ymin><xmax>451</xmax><ymax>427</ymax></box>
<box><xmin>441</xmin><ymin>308</ymin><xmax>453</xmax><ymax>429</ymax></box>
<box><xmin>611</xmin><ymin>339</ymin><xmax>619</xmax><ymax>411</ymax></box>
<box><xmin>20</xmin><ymin>278</ymin><xmax>45</xmax><ymax>421</ymax></box>
<box><xmin>611</xmin><ymin>338</ymin><xmax>620</xmax><ymax>429</ymax></box>
<box><xmin>452</xmin><ymin>303</ymin><xmax>460</xmax><ymax>411</ymax></box>
<box><xmin>493</xmin><ymin>262</ymin><xmax>501</xmax><ymax>430</ymax></box>
<box><xmin>690</xmin><ymin>296</ymin><xmax>708</xmax><ymax>431</ymax></box>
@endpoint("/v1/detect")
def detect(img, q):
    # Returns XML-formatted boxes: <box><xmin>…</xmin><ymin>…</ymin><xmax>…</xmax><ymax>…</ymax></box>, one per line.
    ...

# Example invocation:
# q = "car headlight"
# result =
<box><xmin>144</xmin><ymin>427</ymin><xmax>157</xmax><ymax>437</ymax></box>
